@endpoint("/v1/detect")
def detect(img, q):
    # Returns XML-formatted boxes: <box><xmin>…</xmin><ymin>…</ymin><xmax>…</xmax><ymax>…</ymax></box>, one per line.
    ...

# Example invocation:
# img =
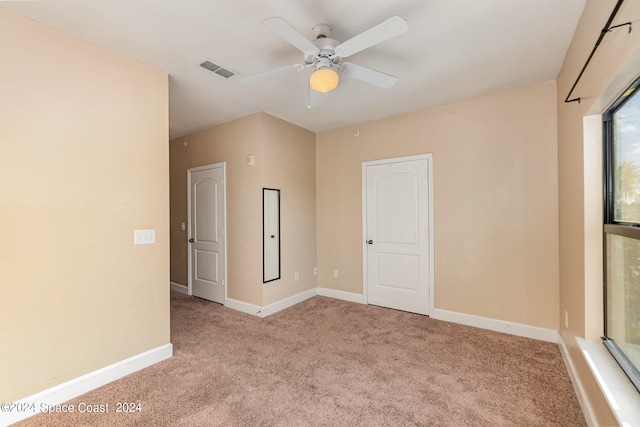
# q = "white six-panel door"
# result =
<box><xmin>188</xmin><ymin>164</ymin><xmax>226</xmax><ymax>304</ymax></box>
<box><xmin>363</xmin><ymin>155</ymin><xmax>432</xmax><ymax>315</ymax></box>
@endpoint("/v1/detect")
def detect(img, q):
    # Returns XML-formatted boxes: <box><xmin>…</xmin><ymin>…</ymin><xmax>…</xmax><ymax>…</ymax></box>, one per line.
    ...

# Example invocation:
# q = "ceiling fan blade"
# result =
<box><xmin>241</xmin><ymin>63</ymin><xmax>306</xmax><ymax>85</ymax></box>
<box><xmin>340</xmin><ymin>62</ymin><xmax>398</xmax><ymax>89</ymax></box>
<box><xmin>263</xmin><ymin>17</ymin><xmax>319</xmax><ymax>56</ymax></box>
<box><xmin>308</xmin><ymin>84</ymin><xmax>324</xmax><ymax>109</ymax></box>
<box><xmin>335</xmin><ymin>16</ymin><xmax>408</xmax><ymax>58</ymax></box>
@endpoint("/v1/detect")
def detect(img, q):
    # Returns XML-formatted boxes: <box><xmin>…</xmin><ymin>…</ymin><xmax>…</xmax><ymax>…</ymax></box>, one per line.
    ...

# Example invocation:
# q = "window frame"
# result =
<box><xmin>602</xmin><ymin>75</ymin><xmax>640</xmax><ymax>394</ymax></box>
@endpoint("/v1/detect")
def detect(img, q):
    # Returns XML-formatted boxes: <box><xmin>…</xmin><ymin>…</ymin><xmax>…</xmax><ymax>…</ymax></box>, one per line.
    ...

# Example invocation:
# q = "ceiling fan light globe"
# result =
<box><xmin>310</xmin><ymin>68</ymin><xmax>339</xmax><ymax>93</ymax></box>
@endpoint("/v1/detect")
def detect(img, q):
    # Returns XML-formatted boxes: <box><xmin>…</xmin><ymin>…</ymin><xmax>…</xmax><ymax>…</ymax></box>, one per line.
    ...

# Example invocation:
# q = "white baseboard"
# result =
<box><xmin>228</xmin><ymin>287</ymin><xmax>557</xmax><ymax>344</ymax></box>
<box><xmin>315</xmin><ymin>289</ymin><xmax>556</xmax><ymax>343</ymax></box>
<box><xmin>170</xmin><ymin>282</ymin><xmax>188</xmax><ymax>294</ymax></box>
<box><xmin>224</xmin><ymin>298</ymin><xmax>263</xmax><ymax>317</ymax></box>
<box><xmin>260</xmin><ymin>288</ymin><xmax>318</xmax><ymax>317</ymax></box>
<box><xmin>558</xmin><ymin>335</ymin><xmax>597</xmax><ymax>427</ymax></box>
<box><xmin>317</xmin><ymin>287</ymin><xmax>366</xmax><ymax>304</ymax></box>
<box><xmin>225</xmin><ymin>289</ymin><xmax>318</xmax><ymax>318</ymax></box>
<box><xmin>1</xmin><ymin>344</ymin><xmax>173</xmax><ymax>427</ymax></box>
<box><xmin>224</xmin><ymin>287</ymin><xmax>363</xmax><ymax>318</ymax></box>
<box><xmin>430</xmin><ymin>308</ymin><xmax>558</xmax><ymax>343</ymax></box>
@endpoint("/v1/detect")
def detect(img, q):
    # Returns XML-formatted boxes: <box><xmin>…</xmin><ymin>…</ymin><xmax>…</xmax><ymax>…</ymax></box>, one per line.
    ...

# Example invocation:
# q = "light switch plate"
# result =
<box><xmin>134</xmin><ymin>229</ymin><xmax>156</xmax><ymax>245</ymax></box>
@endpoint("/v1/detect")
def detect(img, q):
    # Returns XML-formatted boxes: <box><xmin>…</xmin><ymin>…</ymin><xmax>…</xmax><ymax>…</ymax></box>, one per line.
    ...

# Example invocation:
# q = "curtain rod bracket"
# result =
<box><xmin>606</xmin><ymin>22</ymin><xmax>632</xmax><ymax>34</ymax></box>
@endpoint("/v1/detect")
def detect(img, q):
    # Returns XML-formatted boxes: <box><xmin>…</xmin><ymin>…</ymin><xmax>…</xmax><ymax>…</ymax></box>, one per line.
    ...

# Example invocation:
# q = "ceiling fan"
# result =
<box><xmin>241</xmin><ymin>15</ymin><xmax>408</xmax><ymax>108</ymax></box>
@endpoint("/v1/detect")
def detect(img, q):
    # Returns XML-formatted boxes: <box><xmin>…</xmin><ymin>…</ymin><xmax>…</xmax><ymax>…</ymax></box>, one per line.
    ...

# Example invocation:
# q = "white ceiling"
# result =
<box><xmin>2</xmin><ymin>0</ymin><xmax>586</xmax><ymax>139</ymax></box>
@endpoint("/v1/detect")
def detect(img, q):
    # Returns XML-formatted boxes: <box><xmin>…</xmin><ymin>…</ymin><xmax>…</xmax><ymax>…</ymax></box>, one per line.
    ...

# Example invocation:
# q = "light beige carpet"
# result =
<box><xmin>16</xmin><ymin>292</ymin><xmax>585</xmax><ymax>426</ymax></box>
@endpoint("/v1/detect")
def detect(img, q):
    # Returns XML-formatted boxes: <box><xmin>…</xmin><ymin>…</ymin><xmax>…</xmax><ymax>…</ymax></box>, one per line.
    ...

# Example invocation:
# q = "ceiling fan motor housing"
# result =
<box><xmin>307</xmin><ymin>37</ymin><xmax>340</xmax><ymax>67</ymax></box>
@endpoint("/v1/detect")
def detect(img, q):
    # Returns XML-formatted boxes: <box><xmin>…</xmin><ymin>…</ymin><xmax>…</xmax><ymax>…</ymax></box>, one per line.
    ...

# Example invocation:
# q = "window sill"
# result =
<box><xmin>577</xmin><ymin>338</ymin><xmax>640</xmax><ymax>426</ymax></box>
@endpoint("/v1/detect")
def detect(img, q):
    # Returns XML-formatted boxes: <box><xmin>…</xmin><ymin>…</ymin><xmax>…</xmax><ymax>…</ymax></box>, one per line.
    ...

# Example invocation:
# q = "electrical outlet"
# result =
<box><xmin>334</xmin><ymin>269</ymin><xmax>339</xmax><ymax>279</ymax></box>
<box><xmin>294</xmin><ymin>272</ymin><xmax>299</xmax><ymax>282</ymax></box>
<box><xmin>564</xmin><ymin>310</ymin><xmax>569</xmax><ymax>329</ymax></box>
<box><xmin>313</xmin><ymin>267</ymin><xmax>318</xmax><ymax>276</ymax></box>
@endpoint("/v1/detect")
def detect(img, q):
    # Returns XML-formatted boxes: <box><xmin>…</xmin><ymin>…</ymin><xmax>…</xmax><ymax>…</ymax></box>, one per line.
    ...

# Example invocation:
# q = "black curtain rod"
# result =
<box><xmin>565</xmin><ymin>0</ymin><xmax>630</xmax><ymax>104</ymax></box>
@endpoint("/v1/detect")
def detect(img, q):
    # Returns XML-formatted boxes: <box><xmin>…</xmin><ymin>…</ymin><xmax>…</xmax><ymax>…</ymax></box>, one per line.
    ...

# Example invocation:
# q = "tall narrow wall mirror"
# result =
<box><xmin>263</xmin><ymin>188</ymin><xmax>280</xmax><ymax>283</ymax></box>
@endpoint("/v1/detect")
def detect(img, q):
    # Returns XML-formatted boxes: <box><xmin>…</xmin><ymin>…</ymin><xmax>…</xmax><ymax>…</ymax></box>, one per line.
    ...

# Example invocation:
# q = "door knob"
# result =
<box><xmin>367</xmin><ymin>240</ymin><xmax>373</xmax><ymax>244</ymax></box>
<box><xmin>188</xmin><ymin>238</ymin><xmax>195</xmax><ymax>243</ymax></box>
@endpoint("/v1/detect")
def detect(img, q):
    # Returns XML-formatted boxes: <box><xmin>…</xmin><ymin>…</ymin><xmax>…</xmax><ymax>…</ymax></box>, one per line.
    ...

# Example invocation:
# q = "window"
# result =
<box><xmin>603</xmin><ymin>77</ymin><xmax>640</xmax><ymax>393</ymax></box>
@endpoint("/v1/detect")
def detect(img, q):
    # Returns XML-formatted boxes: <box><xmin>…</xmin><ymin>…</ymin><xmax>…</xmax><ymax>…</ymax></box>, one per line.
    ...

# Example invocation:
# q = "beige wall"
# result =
<box><xmin>169</xmin><ymin>112</ymin><xmax>316</xmax><ymax>306</ymax></box>
<box><xmin>0</xmin><ymin>9</ymin><xmax>170</xmax><ymax>402</ymax></box>
<box><xmin>170</xmin><ymin>114</ymin><xmax>262</xmax><ymax>304</ymax></box>
<box><xmin>260</xmin><ymin>114</ymin><xmax>318</xmax><ymax>305</ymax></box>
<box><xmin>557</xmin><ymin>0</ymin><xmax>640</xmax><ymax>424</ymax></box>
<box><xmin>317</xmin><ymin>81</ymin><xmax>560</xmax><ymax>329</ymax></box>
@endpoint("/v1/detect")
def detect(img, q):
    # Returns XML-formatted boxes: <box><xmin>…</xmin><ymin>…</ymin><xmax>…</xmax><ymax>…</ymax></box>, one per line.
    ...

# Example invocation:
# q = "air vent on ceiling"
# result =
<box><xmin>200</xmin><ymin>60</ymin><xmax>236</xmax><ymax>79</ymax></box>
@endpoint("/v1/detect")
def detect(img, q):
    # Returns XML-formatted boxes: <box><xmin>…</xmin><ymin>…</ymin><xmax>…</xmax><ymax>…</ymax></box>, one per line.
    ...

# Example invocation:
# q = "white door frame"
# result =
<box><xmin>187</xmin><ymin>162</ymin><xmax>227</xmax><ymax>303</ymax></box>
<box><xmin>361</xmin><ymin>154</ymin><xmax>434</xmax><ymax>314</ymax></box>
